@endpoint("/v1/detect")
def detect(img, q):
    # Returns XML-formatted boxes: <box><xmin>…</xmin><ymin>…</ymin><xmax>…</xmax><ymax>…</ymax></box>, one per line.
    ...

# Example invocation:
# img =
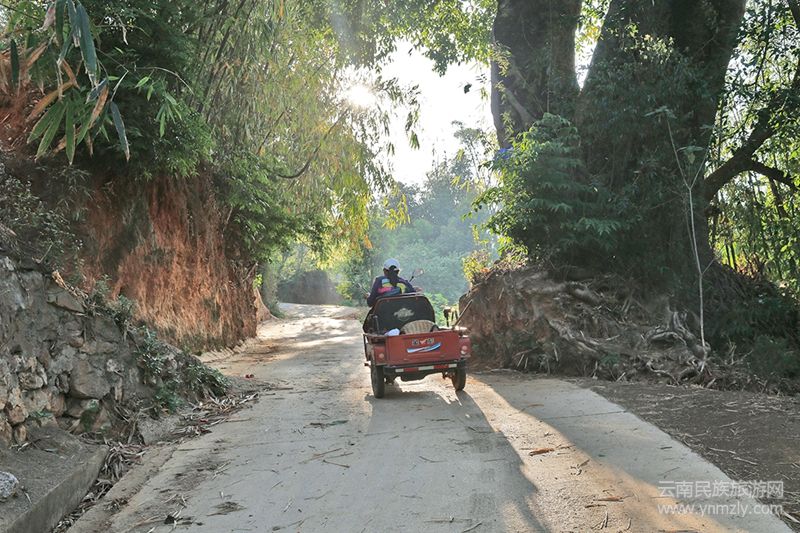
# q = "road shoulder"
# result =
<box><xmin>582</xmin><ymin>379</ymin><xmax>800</xmax><ymax>530</ymax></box>
<box><xmin>0</xmin><ymin>427</ymin><xmax>106</xmax><ymax>533</ymax></box>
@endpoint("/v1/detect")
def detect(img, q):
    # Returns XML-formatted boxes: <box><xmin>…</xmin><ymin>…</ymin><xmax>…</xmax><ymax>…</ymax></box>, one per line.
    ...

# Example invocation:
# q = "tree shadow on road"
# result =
<box><xmin>361</xmin><ymin>384</ymin><xmax>548</xmax><ymax>532</ymax></box>
<box><xmin>469</xmin><ymin>372</ymin><xmax>775</xmax><ymax>532</ymax></box>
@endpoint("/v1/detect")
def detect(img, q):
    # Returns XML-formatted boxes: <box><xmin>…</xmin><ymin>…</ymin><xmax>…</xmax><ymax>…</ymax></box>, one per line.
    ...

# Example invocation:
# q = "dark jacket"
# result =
<box><xmin>366</xmin><ymin>275</ymin><xmax>415</xmax><ymax>307</ymax></box>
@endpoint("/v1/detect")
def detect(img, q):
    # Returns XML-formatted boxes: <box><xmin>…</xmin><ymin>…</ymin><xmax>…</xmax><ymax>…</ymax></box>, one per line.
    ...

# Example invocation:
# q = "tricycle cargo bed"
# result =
<box><xmin>381</xmin><ymin>330</ymin><xmax>464</xmax><ymax>366</ymax></box>
<box><xmin>362</xmin><ymin>294</ymin><xmax>470</xmax><ymax>398</ymax></box>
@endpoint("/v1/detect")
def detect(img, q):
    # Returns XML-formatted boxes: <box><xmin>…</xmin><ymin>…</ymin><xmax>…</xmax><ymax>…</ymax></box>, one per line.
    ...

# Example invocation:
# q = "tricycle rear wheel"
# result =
<box><xmin>451</xmin><ymin>367</ymin><xmax>466</xmax><ymax>391</ymax></box>
<box><xmin>371</xmin><ymin>364</ymin><xmax>385</xmax><ymax>398</ymax></box>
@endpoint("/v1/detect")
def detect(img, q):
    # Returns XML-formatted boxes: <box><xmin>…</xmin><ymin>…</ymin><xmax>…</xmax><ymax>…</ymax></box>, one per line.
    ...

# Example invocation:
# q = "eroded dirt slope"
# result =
<box><xmin>459</xmin><ymin>265</ymin><xmax>797</xmax><ymax>393</ymax></box>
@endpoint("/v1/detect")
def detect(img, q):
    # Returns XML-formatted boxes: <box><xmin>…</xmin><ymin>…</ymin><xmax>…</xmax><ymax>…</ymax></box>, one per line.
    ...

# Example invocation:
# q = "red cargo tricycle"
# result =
<box><xmin>363</xmin><ymin>294</ymin><xmax>470</xmax><ymax>398</ymax></box>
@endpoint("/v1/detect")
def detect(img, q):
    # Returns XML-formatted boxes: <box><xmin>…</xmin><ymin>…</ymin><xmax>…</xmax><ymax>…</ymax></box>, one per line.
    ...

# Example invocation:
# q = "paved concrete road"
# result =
<box><xmin>79</xmin><ymin>304</ymin><xmax>790</xmax><ymax>533</ymax></box>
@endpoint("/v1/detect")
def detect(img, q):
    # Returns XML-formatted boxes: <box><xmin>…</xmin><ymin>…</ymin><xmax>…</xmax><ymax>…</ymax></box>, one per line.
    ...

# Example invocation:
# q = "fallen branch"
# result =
<box><xmin>462</xmin><ymin>522</ymin><xmax>484</xmax><ymax>533</ymax></box>
<box><xmin>529</xmin><ymin>447</ymin><xmax>556</xmax><ymax>456</ymax></box>
<box><xmin>300</xmin><ymin>447</ymin><xmax>342</xmax><ymax>464</ymax></box>
<box><xmin>322</xmin><ymin>459</ymin><xmax>350</xmax><ymax>468</ymax></box>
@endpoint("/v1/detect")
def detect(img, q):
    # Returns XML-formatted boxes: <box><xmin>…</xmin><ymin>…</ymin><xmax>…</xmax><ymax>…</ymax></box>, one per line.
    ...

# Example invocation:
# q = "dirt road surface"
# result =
<box><xmin>72</xmin><ymin>304</ymin><xmax>791</xmax><ymax>532</ymax></box>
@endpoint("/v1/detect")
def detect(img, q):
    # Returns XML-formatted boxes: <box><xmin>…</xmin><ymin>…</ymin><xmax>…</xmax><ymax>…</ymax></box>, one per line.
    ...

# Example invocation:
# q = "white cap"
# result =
<box><xmin>383</xmin><ymin>258</ymin><xmax>400</xmax><ymax>271</ymax></box>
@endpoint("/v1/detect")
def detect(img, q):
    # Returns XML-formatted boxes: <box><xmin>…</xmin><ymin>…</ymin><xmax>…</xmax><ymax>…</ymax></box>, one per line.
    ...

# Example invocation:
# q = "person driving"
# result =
<box><xmin>366</xmin><ymin>258</ymin><xmax>415</xmax><ymax>307</ymax></box>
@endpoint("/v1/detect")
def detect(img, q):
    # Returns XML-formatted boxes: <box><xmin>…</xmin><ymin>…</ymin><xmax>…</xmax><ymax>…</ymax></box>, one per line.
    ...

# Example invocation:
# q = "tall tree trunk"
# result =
<box><xmin>491</xmin><ymin>0</ymin><xmax>581</xmax><ymax>146</ymax></box>
<box><xmin>578</xmin><ymin>0</ymin><xmax>744</xmax><ymax>275</ymax></box>
<box><xmin>491</xmin><ymin>0</ymin><xmax>746</xmax><ymax>280</ymax></box>
<box><xmin>579</xmin><ymin>0</ymin><xmax>745</xmax><ymax>183</ymax></box>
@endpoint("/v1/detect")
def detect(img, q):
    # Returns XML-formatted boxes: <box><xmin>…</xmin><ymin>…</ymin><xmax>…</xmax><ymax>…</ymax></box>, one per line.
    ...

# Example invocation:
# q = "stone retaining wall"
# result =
<box><xmin>0</xmin><ymin>255</ymin><xmax>163</xmax><ymax>446</ymax></box>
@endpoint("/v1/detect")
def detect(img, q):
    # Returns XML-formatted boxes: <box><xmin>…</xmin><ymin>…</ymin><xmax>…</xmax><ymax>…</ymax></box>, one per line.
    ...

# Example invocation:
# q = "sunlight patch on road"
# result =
<box><xmin>470</xmin><ymin>380</ymin><xmax>737</xmax><ymax>532</ymax></box>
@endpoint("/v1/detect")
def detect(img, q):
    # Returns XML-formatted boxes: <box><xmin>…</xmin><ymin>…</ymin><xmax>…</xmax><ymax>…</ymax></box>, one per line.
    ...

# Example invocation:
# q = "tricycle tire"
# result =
<box><xmin>371</xmin><ymin>364</ymin><xmax>385</xmax><ymax>398</ymax></box>
<box><xmin>451</xmin><ymin>367</ymin><xmax>466</xmax><ymax>391</ymax></box>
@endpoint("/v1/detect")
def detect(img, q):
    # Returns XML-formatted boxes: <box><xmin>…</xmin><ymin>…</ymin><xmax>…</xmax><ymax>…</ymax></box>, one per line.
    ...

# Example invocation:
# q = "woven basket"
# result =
<box><xmin>401</xmin><ymin>319</ymin><xmax>437</xmax><ymax>334</ymax></box>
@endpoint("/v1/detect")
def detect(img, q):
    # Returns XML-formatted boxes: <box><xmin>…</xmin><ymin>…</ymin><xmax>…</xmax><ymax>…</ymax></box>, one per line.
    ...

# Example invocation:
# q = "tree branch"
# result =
<box><xmin>745</xmin><ymin>159</ymin><xmax>796</xmax><ymax>190</ymax></box>
<box><xmin>704</xmin><ymin>33</ymin><xmax>800</xmax><ymax>201</ymax></box>
<box><xmin>275</xmin><ymin>115</ymin><xmax>344</xmax><ymax>180</ymax></box>
<box><xmin>788</xmin><ymin>0</ymin><xmax>800</xmax><ymax>26</ymax></box>
<box><xmin>703</xmin><ymin>109</ymin><xmax>775</xmax><ymax>201</ymax></box>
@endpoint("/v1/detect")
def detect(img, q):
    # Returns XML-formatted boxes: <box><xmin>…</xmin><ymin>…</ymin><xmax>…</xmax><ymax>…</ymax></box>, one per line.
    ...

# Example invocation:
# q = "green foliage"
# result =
<box><xmin>214</xmin><ymin>151</ymin><xmax>318</xmax><ymax>263</ymax></box>
<box><xmin>599</xmin><ymin>352</ymin><xmax>622</xmax><ymax>370</ymax></box>
<box><xmin>326</xmin><ymin>0</ymin><xmax>494</xmax><ymax>72</ymax></box>
<box><xmin>85</xmin><ymin>276</ymin><xmax>136</xmax><ymax>326</ymax></box>
<box><xmin>478</xmin><ymin>114</ymin><xmax>626</xmax><ymax>268</ymax></box>
<box><xmin>712</xmin><ymin>173</ymin><xmax>800</xmax><ymax>298</ymax></box>
<box><xmin>462</xmin><ymin>249</ymin><xmax>492</xmax><ymax>285</ymax></box>
<box><xmin>87</xmin><ymin>275</ymin><xmax>111</xmax><ymax>305</ymax></box>
<box><xmin>135</xmin><ymin>328</ymin><xmax>167</xmax><ymax>381</ymax></box>
<box><xmin>0</xmin><ymin>171</ymin><xmax>81</xmax><ymax>266</ymax></box>
<box><xmin>336</xmin><ymin>241</ymin><xmax>375</xmax><ymax>304</ymax></box>
<box><xmin>580</xmin><ymin>26</ymin><xmax>717</xmax><ymax>278</ymax></box>
<box><xmin>79</xmin><ymin>399</ymin><xmax>102</xmax><ymax>432</ymax></box>
<box><xmin>323</xmin><ymin>130</ymin><xmax>499</xmax><ymax>313</ymax></box>
<box><xmin>483</xmin><ymin>19</ymin><xmax>729</xmax><ymax>285</ymax></box>
<box><xmin>1</xmin><ymin>0</ymin><xmax>417</xmax><ymax>265</ymax></box>
<box><xmin>107</xmin><ymin>295</ymin><xmax>136</xmax><ymax>327</ymax></box>
<box><xmin>1</xmin><ymin>0</ymin><xmax>131</xmax><ymax>163</ymax></box>
<box><xmin>708</xmin><ymin>1</ymin><xmax>800</xmax><ymax>297</ymax></box>
<box><xmin>362</xmin><ymin>151</ymin><xmax>496</xmax><ymax>306</ymax></box>
<box><xmin>134</xmin><ymin>326</ymin><xmax>228</xmax><ymax>411</ymax></box>
<box><xmin>748</xmin><ymin>335</ymin><xmax>800</xmax><ymax>380</ymax></box>
<box><xmin>257</xmin><ymin>262</ymin><xmax>283</xmax><ymax>316</ymax></box>
<box><xmin>153</xmin><ymin>382</ymin><xmax>182</xmax><ymax>413</ymax></box>
<box><xmin>709</xmin><ymin>286</ymin><xmax>799</xmax><ymax>347</ymax></box>
<box><xmin>185</xmin><ymin>363</ymin><xmax>228</xmax><ymax>397</ymax></box>
<box><xmin>426</xmin><ymin>292</ymin><xmax>450</xmax><ymax>324</ymax></box>
<box><xmin>87</xmin><ymin>276</ymin><xmax>135</xmax><ymax>326</ymax></box>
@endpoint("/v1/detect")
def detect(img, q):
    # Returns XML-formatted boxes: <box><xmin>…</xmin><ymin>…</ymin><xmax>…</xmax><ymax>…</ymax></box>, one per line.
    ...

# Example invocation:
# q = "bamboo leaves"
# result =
<box><xmin>28</xmin><ymin>95</ymin><xmax>89</xmax><ymax>164</ymax></box>
<box><xmin>6</xmin><ymin>0</ymin><xmax>130</xmax><ymax>161</ymax></box>
<box><xmin>4</xmin><ymin>0</ymin><xmax>407</xmax><ymax>257</ymax></box>
<box><xmin>26</xmin><ymin>43</ymin><xmax>49</xmax><ymax>70</ymax></box>
<box><xmin>85</xmin><ymin>80</ymin><xmax>108</xmax><ymax>132</ymax></box>
<box><xmin>136</xmin><ymin>75</ymin><xmax>181</xmax><ymax>138</ymax></box>
<box><xmin>55</xmin><ymin>0</ymin><xmax>66</xmax><ymax>44</ymax></box>
<box><xmin>58</xmin><ymin>0</ymin><xmax>99</xmax><ymax>84</ymax></box>
<box><xmin>27</xmin><ymin>81</ymin><xmax>77</xmax><ymax>123</ymax></box>
<box><xmin>66</xmin><ymin>0</ymin><xmax>79</xmax><ymax>47</ymax></box>
<box><xmin>156</xmin><ymin>92</ymin><xmax>179</xmax><ymax>138</ymax></box>
<box><xmin>0</xmin><ymin>41</ymin><xmax>47</xmax><ymax>95</ymax></box>
<box><xmin>75</xmin><ymin>3</ymin><xmax>98</xmax><ymax>86</ymax></box>
<box><xmin>65</xmin><ymin>98</ymin><xmax>76</xmax><ymax>162</ymax></box>
<box><xmin>29</xmin><ymin>99</ymin><xmax>66</xmax><ymax>159</ymax></box>
<box><xmin>110</xmin><ymin>102</ymin><xmax>129</xmax><ymax>161</ymax></box>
